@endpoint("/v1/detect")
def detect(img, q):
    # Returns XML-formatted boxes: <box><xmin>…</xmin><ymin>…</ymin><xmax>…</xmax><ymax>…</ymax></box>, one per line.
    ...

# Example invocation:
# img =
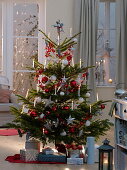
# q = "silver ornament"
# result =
<box><xmin>50</xmin><ymin>75</ymin><xmax>57</xmax><ymax>81</ymax></box>
<box><xmin>73</xmin><ymin>38</ymin><xmax>78</xmax><ymax>42</ymax></box>
<box><xmin>85</xmin><ymin>120</ymin><xmax>91</xmax><ymax>126</ymax></box>
<box><xmin>36</xmin><ymin>97</ymin><xmax>42</xmax><ymax>103</ymax></box>
<box><xmin>62</xmin><ymin>59</ymin><xmax>68</xmax><ymax>66</ymax></box>
<box><xmin>60</xmin><ymin>91</ymin><xmax>65</xmax><ymax>96</ymax></box>
<box><xmin>60</xmin><ymin>131</ymin><xmax>67</xmax><ymax>136</ymax></box>
<box><xmin>78</xmin><ymin>97</ymin><xmax>84</xmax><ymax>103</ymax></box>
<box><xmin>40</xmin><ymin>113</ymin><xmax>45</xmax><ymax>119</ymax></box>
<box><xmin>66</xmin><ymin>115</ymin><xmax>75</xmax><ymax>124</ymax></box>
<box><xmin>85</xmin><ymin>92</ymin><xmax>91</xmax><ymax>97</ymax></box>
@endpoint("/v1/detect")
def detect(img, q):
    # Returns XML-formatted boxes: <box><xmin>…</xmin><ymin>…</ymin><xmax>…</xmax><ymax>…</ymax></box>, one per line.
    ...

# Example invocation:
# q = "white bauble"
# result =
<box><xmin>62</xmin><ymin>59</ymin><xmax>68</xmax><ymax>66</ymax></box>
<box><xmin>60</xmin><ymin>92</ymin><xmax>65</xmax><ymax>96</ymax></box>
<box><xmin>85</xmin><ymin>92</ymin><xmax>91</xmax><ymax>98</ymax></box>
<box><xmin>60</xmin><ymin>131</ymin><xmax>67</xmax><ymax>136</ymax></box>
<box><xmin>85</xmin><ymin>120</ymin><xmax>91</xmax><ymax>126</ymax></box>
<box><xmin>78</xmin><ymin>97</ymin><xmax>84</xmax><ymax>103</ymax></box>
<box><xmin>73</xmin><ymin>38</ymin><xmax>78</xmax><ymax>42</ymax></box>
<box><xmin>36</xmin><ymin>97</ymin><xmax>42</xmax><ymax>103</ymax></box>
<box><xmin>22</xmin><ymin>107</ymin><xmax>29</xmax><ymax>113</ymax></box>
<box><xmin>50</xmin><ymin>75</ymin><xmax>57</xmax><ymax>81</ymax></box>
<box><xmin>40</xmin><ymin>113</ymin><xmax>45</xmax><ymax>119</ymax></box>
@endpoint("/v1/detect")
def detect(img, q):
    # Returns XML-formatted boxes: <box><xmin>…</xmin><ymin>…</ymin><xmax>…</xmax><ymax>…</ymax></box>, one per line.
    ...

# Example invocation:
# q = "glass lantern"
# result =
<box><xmin>98</xmin><ymin>139</ymin><xmax>115</xmax><ymax>170</ymax></box>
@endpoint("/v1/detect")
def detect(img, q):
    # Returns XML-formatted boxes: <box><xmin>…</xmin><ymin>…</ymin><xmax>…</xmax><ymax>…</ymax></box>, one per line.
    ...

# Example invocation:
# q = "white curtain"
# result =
<box><xmin>73</xmin><ymin>0</ymin><xmax>99</xmax><ymax>102</ymax></box>
<box><xmin>116</xmin><ymin>0</ymin><xmax>127</xmax><ymax>89</ymax></box>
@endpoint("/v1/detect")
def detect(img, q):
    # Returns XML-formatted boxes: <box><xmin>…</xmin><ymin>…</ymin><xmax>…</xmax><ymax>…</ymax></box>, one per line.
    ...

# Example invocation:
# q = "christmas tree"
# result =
<box><xmin>8</xmin><ymin>20</ymin><xmax>112</xmax><ymax>147</ymax></box>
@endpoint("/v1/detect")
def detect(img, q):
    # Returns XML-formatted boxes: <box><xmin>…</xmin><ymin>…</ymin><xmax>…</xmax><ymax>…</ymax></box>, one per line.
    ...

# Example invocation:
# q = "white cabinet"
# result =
<box><xmin>114</xmin><ymin>99</ymin><xmax>127</xmax><ymax>170</ymax></box>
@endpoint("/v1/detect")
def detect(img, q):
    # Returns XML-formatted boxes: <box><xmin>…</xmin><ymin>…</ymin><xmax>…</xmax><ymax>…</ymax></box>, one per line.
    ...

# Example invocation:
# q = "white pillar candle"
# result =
<box><xmin>87</xmin><ymin>136</ymin><xmax>95</xmax><ymax>164</ymax></box>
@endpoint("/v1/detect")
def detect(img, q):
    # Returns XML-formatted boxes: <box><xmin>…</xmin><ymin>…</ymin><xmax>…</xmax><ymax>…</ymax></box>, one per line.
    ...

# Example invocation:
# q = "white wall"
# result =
<box><xmin>46</xmin><ymin>0</ymin><xmax>74</xmax><ymax>39</ymax></box>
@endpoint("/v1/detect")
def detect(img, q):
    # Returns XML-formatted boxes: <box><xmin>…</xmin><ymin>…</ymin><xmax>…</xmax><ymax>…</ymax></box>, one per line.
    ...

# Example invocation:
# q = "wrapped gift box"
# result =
<box><xmin>42</xmin><ymin>147</ymin><xmax>54</xmax><ymax>155</ymax></box>
<box><xmin>20</xmin><ymin>149</ymin><xmax>39</xmax><ymax>162</ymax></box>
<box><xmin>25</xmin><ymin>139</ymin><xmax>40</xmax><ymax>151</ymax></box>
<box><xmin>67</xmin><ymin>158</ymin><xmax>83</xmax><ymax>165</ymax></box>
<box><xmin>37</xmin><ymin>152</ymin><xmax>66</xmax><ymax>163</ymax></box>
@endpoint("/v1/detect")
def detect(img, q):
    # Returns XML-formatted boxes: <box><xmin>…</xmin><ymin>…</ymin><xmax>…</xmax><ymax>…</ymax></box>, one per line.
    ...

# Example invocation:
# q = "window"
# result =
<box><xmin>0</xmin><ymin>1</ymin><xmax>46</xmax><ymax>96</ymax></box>
<box><xmin>13</xmin><ymin>3</ymin><xmax>38</xmax><ymax>96</ymax></box>
<box><xmin>96</xmin><ymin>1</ymin><xmax>116</xmax><ymax>86</ymax></box>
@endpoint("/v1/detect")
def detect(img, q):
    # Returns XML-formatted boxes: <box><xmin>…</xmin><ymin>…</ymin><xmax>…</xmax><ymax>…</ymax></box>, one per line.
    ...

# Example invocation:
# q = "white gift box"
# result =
<box><xmin>20</xmin><ymin>149</ymin><xmax>39</xmax><ymax>162</ymax></box>
<box><xmin>67</xmin><ymin>158</ymin><xmax>83</xmax><ymax>165</ymax></box>
<box><xmin>25</xmin><ymin>139</ymin><xmax>40</xmax><ymax>151</ymax></box>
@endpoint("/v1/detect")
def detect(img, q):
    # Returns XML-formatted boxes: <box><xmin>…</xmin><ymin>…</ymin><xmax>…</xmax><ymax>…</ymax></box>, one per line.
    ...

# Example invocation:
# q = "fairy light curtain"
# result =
<box><xmin>13</xmin><ymin>3</ymin><xmax>38</xmax><ymax>96</ymax></box>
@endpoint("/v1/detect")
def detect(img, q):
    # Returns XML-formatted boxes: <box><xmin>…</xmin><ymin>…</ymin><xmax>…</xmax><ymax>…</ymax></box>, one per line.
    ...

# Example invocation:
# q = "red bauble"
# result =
<box><xmin>39</xmin><ymin>85</ymin><xmax>45</xmax><ymax>90</ymax></box>
<box><xmin>46</xmin><ymin>111</ymin><xmax>51</xmax><ymax>115</ymax></box>
<box><xmin>63</xmin><ymin>106</ymin><xmax>70</xmax><ymax>110</ymax></box>
<box><xmin>30</xmin><ymin>111</ymin><xmax>38</xmax><ymax>117</ymax></box>
<box><xmin>52</xmin><ymin>106</ymin><xmax>57</xmax><ymax>111</ymax></box>
<box><xmin>37</xmin><ymin>69</ymin><xmax>44</xmax><ymax>74</ymax></box>
<box><xmin>100</xmin><ymin>104</ymin><xmax>105</xmax><ymax>109</ymax></box>
<box><xmin>64</xmin><ymin>84</ymin><xmax>69</xmax><ymax>88</ymax></box>
<box><xmin>82</xmin><ymin>73</ymin><xmax>87</xmax><ymax>77</ymax></box>
<box><xmin>41</xmin><ymin>76</ymin><xmax>48</xmax><ymax>83</ymax></box>
<box><xmin>77</xmin><ymin>145</ymin><xmax>82</xmax><ymax>150</ymax></box>
<box><xmin>67</xmin><ymin>55</ymin><xmax>72</xmax><ymax>61</ymax></box>
<box><xmin>44</xmin><ymin>89</ymin><xmax>49</xmax><ymax>93</ymax></box>
<box><xmin>69</xmin><ymin>127</ymin><xmax>75</xmax><ymax>133</ymax></box>
<box><xmin>71</xmin><ymin>145</ymin><xmax>77</xmax><ymax>150</ymax></box>
<box><xmin>66</xmin><ymin>144</ymin><xmax>71</xmax><ymax>149</ymax></box>
<box><xmin>44</xmin><ymin>129</ymin><xmax>49</xmax><ymax>134</ymax></box>
<box><xmin>80</xmin><ymin>121</ymin><xmax>84</xmax><ymax>126</ymax></box>
<box><xmin>70</xmin><ymin>80</ymin><xmax>77</xmax><ymax>87</ymax></box>
<box><xmin>68</xmin><ymin>89</ymin><xmax>74</xmax><ymax>93</ymax></box>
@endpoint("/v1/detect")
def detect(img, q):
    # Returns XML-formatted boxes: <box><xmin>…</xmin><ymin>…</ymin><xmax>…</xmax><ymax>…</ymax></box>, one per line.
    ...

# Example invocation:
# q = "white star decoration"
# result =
<box><xmin>43</xmin><ymin>96</ymin><xmax>54</xmax><ymax>108</ymax></box>
<box><xmin>66</xmin><ymin>115</ymin><xmax>75</xmax><ymax>125</ymax></box>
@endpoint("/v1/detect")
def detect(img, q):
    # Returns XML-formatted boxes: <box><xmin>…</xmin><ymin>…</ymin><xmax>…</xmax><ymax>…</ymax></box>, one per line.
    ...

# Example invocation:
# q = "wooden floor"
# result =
<box><xmin>0</xmin><ymin>134</ymin><xmax>100</xmax><ymax>170</ymax></box>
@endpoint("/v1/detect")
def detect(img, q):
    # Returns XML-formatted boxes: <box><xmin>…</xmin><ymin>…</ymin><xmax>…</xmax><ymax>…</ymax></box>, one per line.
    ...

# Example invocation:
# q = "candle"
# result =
<box><xmin>58</xmin><ymin>35</ymin><xmax>60</xmax><ymax>45</ymax></box>
<box><xmin>26</xmin><ymin>89</ymin><xmax>29</xmax><ymax>98</ymax></box>
<box><xmin>96</xmin><ymin>92</ymin><xmax>99</xmax><ymax>101</ymax></box>
<box><xmin>44</xmin><ymin>59</ymin><xmax>47</xmax><ymax>69</ymax></box>
<box><xmin>70</xmin><ymin>27</ymin><xmax>72</xmax><ymax>37</ymax></box>
<box><xmin>33</xmin><ymin>59</ymin><xmax>35</xmax><ymax>68</ymax></box>
<box><xmin>72</xmin><ymin>57</ymin><xmax>74</xmax><ymax>67</ymax></box>
<box><xmin>80</xmin><ymin>58</ymin><xmax>82</xmax><ymax>68</ymax></box>
<box><xmin>90</xmin><ymin>105</ymin><xmax>91</xmax><ymax>113</ymax></box>
<box><xmin>55</xmin><ymin>85</ymin><xmax>57</xmax><ymax>95</ymax></box>
<box><xmin>72</xmin><ymin>101</ymin><xmax>74</xmax><ymax>110</ymax></box>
